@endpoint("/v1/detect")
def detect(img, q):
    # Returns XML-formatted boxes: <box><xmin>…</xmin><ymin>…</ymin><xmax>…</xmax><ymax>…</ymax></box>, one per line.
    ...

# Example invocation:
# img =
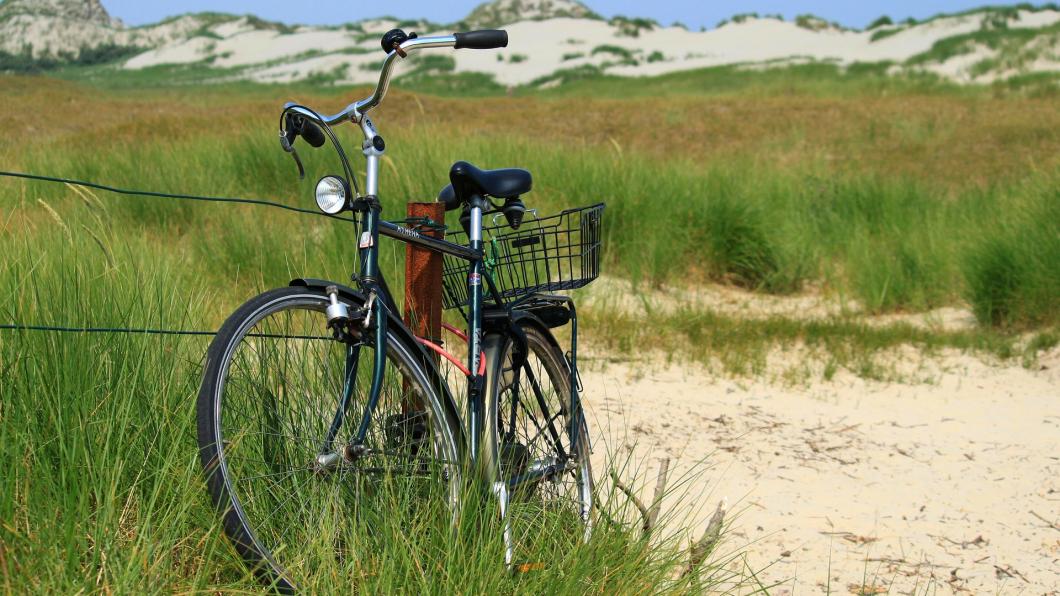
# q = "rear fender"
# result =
<box><xmin>480</xmin><ymin>306</ymin><xmax>576</xmax><ymax>483</ymax></box>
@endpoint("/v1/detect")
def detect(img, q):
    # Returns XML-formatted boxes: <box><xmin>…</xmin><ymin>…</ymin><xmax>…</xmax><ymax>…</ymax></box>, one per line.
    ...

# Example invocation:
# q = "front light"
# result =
<box><xmin>315</xmin><ymin>175</ymin><xmax>349</xmax><ymax>214</ymax></box>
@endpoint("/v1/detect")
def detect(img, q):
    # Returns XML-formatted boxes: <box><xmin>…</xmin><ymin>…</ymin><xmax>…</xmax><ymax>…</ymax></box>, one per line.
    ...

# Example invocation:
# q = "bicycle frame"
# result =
<box><xmin>354</xmin><ymin>202</ymin><xmax>504</xmax><ymax>465</ymax></box>
<box><xmin>326</xmin><ymin>204</ymin><xmax>586</xmax><ymax>487</ymax></box>
<box><xmin>290</xmin><ymin>31</ymin><xmax>584</xmax><ymax>488</ymax></box>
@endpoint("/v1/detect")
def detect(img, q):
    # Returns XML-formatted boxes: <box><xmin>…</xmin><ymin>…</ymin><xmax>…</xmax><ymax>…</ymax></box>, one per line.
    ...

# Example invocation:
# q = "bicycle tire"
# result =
<box><xmin>196</xmin><ymin>286</ymin><xmax>462</xmax><ymax>591</ymax></box>
<box><xmin>483</xmin><ymin>322</ymin><xmax>594</xmax><ymax>566</ymax></box>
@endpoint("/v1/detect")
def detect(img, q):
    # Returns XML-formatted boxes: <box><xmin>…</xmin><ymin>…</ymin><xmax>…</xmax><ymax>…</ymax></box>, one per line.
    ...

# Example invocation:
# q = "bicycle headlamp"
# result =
<box><xmin>314</xmin><ymin>175</ymin><xmax>350</xmax><ymax>214</ymax></box>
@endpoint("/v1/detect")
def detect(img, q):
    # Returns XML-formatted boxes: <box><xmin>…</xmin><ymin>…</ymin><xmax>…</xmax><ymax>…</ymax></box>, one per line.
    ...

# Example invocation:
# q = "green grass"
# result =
<box><xmin>914</xmin><ymin>3</ymin><xmax>1060</xmax><ymax>26</ymax></box>
<box><xmin>870</xmin><ymin>27</ymin><xmax>904</xmax><ymax>42</ymax></box>
<box><xmin>3</xmin><ymin>19</ymin><xmax>1060</xmax><ymax>589</ymax></box>
<box><xmin>868</xmin><ymin>16</ymin><xmax>894</xmax><ymax>29</ymax></box>
<box><xmin>591</xmin><ymin>45</ymin><xmax>633</xmax><ymax>59</ymax></box>
<box><xmin>527</xmin><ymin>62</ymin><xmax>967</xmax><ymax>98</ymax></box>
<box><xmin>5</xmin><ymin>97</ymin><xmax>1058</xmax><ymax>326</ymax></box>
<box><xmin>39</xmin><ymin>48</ymin><xmax>1060</xmax><ymax>99</ymax></box>
<box><xmin>964</xmin><ymin>180</ymin><xmax>1060</xmax><ymax>327</ymax></box>
<box><xmin>0</xmin><ymin>203</ymin><xmax>748</xmax><ymax>592</ymax></box>
<box><xmin>0</xmin><ymin>43</ymin><xmax>142</xmax><ymax>74</ymax></box>
<box><xmin>2</xmin><ymin>54</ymin><xmax>1058</xmax><ymax>590</ymax></box>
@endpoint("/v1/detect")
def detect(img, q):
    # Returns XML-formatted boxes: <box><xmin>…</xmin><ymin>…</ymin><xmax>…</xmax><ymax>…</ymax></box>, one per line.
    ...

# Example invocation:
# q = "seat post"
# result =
<box><xmin>469</xmin><ymin>200</ymin><xmax>483</xmax><ymax>247</ymax></box>
<box><xmin>466</xmin><ymin>194</ymin><xmax>488</xmax><ymax>463</ymax></box>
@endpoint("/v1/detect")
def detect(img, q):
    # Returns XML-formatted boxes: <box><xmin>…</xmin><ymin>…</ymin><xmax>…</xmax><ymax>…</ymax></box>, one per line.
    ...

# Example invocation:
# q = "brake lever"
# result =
<box><xmin>279</xmin><ymin>129</ymin><xmax>306</xmax><ymax>179</ymax></box>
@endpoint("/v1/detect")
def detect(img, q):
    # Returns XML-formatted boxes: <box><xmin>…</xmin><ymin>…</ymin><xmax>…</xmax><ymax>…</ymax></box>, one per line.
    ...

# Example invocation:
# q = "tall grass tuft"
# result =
<box><xmin>964</xmin><ymin>181</ymin><xmax>1060</xmax><ymax>327</ymax></box>
<box><xmin>698</xmin><ymin>195</ymin><xmax>783</xmax><ymax>290</ymax></box>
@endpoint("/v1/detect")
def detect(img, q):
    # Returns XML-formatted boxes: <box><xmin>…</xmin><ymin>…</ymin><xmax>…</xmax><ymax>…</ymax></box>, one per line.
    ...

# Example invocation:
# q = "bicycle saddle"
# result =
<box><xmin>438</xmin><ymin>161</ymin><xmax>532</xmax><ymax>211</ymax></box>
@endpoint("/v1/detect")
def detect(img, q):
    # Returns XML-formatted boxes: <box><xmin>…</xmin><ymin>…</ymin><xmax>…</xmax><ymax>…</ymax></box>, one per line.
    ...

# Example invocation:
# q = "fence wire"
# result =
<box><xmin>1</xmin><ymin>169</ymin><xmax>349</xmax><ymax>337</ymax></box>
<box><xmin>0</xmin><ymin>170</ymin><xmax>356</xmax><ymax>222</ymax></box>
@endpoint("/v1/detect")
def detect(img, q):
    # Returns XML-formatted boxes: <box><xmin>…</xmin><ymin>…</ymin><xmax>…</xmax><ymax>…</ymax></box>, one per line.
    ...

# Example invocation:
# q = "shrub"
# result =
<box><xmin>591</xmin><ymin>45</ymin><xmax>634</xmax><ymax>60</ymax></box>
<box><xmin>0</xmin><ymin>43</ymin><xmax>140</xmax><ymax>73</ymax></box>
<box><xmin>244</xmin><ymin>14</ymin><xmax>295</xmax><ymax>34</ymax></box>
<box><xmin>609</xmin><ymin>15</ymin><xmax>657</xmax><ymax>37</ymax></box>
<box><xmin>717</xmin><ymin>13</ymin><xmax>764</xmax><ymax>28</ymax></box>
<box><xmin>795</xmin><ymin>14</ymin><xmax>838</xmax><ymax>31</ymax></box>
<box><xmin>0</xmin><ymin>45</ymin><xmax>53</xmax><ymax>73</ymax></box>
<box><xmin>868</xmin><ymin>15</ymin><xmax>893</xmax><ymax>29</ymax></box>
<box><xmin>72</xmin><ymin>43</ymin><xmax>141</xmax><ymax>66</ymax></box>
<box><xmin>871</xmin><ymin>28</ymin><xmax>903</xmax><ymax>42</ymax></box>
<box><xmin>360</xmin><ymin>59</ymin><xmax>385</xmax><ymax>71</ymax></box>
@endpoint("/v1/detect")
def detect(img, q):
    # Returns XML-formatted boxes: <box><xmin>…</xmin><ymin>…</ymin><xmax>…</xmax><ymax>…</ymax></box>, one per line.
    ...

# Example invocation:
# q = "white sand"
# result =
<box><xmin>582</xmin><ymin>346</ymin><xmax>1060</xmax><ymax>593</ymax></box>
<box><xmin>125</xmin><ymin>28</ymin><xmax>365</xmax><ymax>70</ymax></box>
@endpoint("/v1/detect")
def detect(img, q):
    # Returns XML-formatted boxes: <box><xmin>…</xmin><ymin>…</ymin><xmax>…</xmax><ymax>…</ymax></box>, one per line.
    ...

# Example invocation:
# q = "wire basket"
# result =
<box><xmin>441</xmin><ymin>203</ymin><xmax>604</xmax><ymax>310</ymax></box>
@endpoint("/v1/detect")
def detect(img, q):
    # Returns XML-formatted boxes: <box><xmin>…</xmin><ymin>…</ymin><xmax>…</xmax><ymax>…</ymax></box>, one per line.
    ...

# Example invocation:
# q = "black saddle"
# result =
<box><xmin>438</xmin><ymin>161</ymin><xmax>532</xmax><ymax>211</ymax></box>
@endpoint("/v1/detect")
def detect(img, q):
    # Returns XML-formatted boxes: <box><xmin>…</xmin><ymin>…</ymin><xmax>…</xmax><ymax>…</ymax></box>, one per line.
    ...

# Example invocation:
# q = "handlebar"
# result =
<box><xmin>280</xmin><ymin>28</ymin><xmax>508</xmax><ymax>192</ymax></box>
<box><xmin>282</xmin><ymin>29</ymin><xmax>508</xmax><ymax>133</ymax></box>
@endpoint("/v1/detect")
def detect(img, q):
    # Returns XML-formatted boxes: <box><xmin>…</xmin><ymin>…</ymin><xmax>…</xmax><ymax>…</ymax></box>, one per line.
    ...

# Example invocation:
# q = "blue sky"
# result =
<box><xmin>100</xmin><ymin>1</ymin><xmax>1018</xmax><ymax>30</ymax></box>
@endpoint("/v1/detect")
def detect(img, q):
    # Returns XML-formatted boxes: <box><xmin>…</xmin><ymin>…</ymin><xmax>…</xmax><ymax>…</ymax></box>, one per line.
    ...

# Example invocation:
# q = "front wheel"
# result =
<box><xmin>196</xmin><ymin>286</ymin><xmax>462</xmax><ymax>592</ymax></box>
<box><xmin>484</xmin><ymin>323</ymin><xmax>594</xmax><ymax>567</ymax></box>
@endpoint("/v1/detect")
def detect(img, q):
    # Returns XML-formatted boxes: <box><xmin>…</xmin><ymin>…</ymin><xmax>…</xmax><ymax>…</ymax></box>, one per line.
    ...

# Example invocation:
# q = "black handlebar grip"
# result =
<box><xmin>284</xmin><ymin>113</ymin><xmax>326</xmax><ymax>148</ymax></box>
<box><xmin>453</xmin><ymin>30</ymin><xmax>508</xmax><ymax>50</ymax></box>
<box><xmin>300</xmin><ymin>120</ymin><xmax>326</xmax><ymax>148</ymax></box>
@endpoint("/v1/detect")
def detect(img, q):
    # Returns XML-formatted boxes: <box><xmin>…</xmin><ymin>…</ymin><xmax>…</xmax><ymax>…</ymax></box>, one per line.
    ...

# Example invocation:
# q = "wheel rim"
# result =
<box><xmin>210</xmin><ymin>293</ymin><xmax>459</xmax><ymax>587</ymax></box>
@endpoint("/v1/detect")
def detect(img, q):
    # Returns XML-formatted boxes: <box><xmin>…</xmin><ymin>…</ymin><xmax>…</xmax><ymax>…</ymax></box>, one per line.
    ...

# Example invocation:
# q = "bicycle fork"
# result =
<box><xmin>314</xmin><ymin>199</ymin><xmax>390</xmax><ymax>470</ymax></box>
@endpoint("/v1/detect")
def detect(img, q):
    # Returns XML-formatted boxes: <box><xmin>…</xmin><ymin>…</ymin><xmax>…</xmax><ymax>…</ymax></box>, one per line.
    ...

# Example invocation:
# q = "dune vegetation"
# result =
<box><xmin>4</xmin><ymin>68</ymin><xmax>1058</xmax><ymax>326</ymax></box>
<box><xmin>1</xmin><ymin>64</ymin><xmax>1058</xmax><ymax>589</ymax></box>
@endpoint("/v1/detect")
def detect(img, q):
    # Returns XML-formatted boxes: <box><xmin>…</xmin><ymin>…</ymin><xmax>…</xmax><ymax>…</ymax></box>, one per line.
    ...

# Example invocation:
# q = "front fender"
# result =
<box><xmin>288</xmin><ymin>277</ymin><xmax>419</xmax><ymax>358</ymax></box>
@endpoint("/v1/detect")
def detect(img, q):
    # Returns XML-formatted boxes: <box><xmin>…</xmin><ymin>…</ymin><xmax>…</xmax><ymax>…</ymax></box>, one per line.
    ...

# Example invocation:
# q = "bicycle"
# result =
<box><xmin>195</xmin><ymin>28</ymin><xmax>604</xmax><ymax>590</ymax></box>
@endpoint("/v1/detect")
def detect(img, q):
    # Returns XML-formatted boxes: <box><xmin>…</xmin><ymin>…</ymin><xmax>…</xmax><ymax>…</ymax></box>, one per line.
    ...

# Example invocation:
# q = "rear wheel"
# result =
<box><xmin>484</xmin><ymin>323</ymin><xmax>593</xmax><ymax>567</ymax></box>
<box><xmin>197</xmin><ymin>287</ymin><xmax>462</xmax><ymax>591</ymax></box>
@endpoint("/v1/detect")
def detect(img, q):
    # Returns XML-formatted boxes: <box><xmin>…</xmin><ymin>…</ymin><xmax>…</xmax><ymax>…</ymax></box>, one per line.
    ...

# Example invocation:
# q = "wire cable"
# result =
<box><xmin>0</xmin><ymin>169</ymin><xmax>358</xmax><ymax>337</ymax></box>
<box><xmin>0</xmin><ymin>324</ymin><xmax>335</xmax><ymax>340</ymax></box>
<box><xmin>0</xmin><ymin>170</ymin><xmax>356</xmax><ymax>222</ymax></box>
<box><xmin>0</xmin><ymin>324</ymin><xmax>213</xmax><ymax>336</ymax></box>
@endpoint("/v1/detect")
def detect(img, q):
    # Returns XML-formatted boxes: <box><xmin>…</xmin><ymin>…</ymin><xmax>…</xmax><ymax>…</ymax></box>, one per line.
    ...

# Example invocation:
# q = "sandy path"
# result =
<box><xmin>581</xmin><ymin>351</ymin><xmax>1060</xmax><ymax>594</ymax></box>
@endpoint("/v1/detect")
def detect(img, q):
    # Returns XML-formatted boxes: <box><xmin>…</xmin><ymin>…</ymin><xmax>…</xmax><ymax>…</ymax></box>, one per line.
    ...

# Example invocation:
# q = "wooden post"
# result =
<box><xmin>404</xmin><ymin>202</ymin><xmax>445</xmax><ymax>355</ymax></box>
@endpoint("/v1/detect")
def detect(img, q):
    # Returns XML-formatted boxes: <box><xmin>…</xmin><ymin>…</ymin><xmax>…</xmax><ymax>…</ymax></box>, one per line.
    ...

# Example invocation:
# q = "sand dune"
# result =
<box><xmin>116</xmin><ymin>9</ymin><xmax>1060</xmax><ymax>86</ymax></box>
<box><xmin>6</xmin><ymin>0</ymin><xmax>1058</xmax><ymax>85</ymax></box>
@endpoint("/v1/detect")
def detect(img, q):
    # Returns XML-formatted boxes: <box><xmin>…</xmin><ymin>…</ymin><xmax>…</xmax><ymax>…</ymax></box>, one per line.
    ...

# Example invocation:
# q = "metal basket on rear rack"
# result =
<box><xmin>441</xmin><ymin>203</ymin><xmax>605</xmax><ymax>310</ymax></box>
